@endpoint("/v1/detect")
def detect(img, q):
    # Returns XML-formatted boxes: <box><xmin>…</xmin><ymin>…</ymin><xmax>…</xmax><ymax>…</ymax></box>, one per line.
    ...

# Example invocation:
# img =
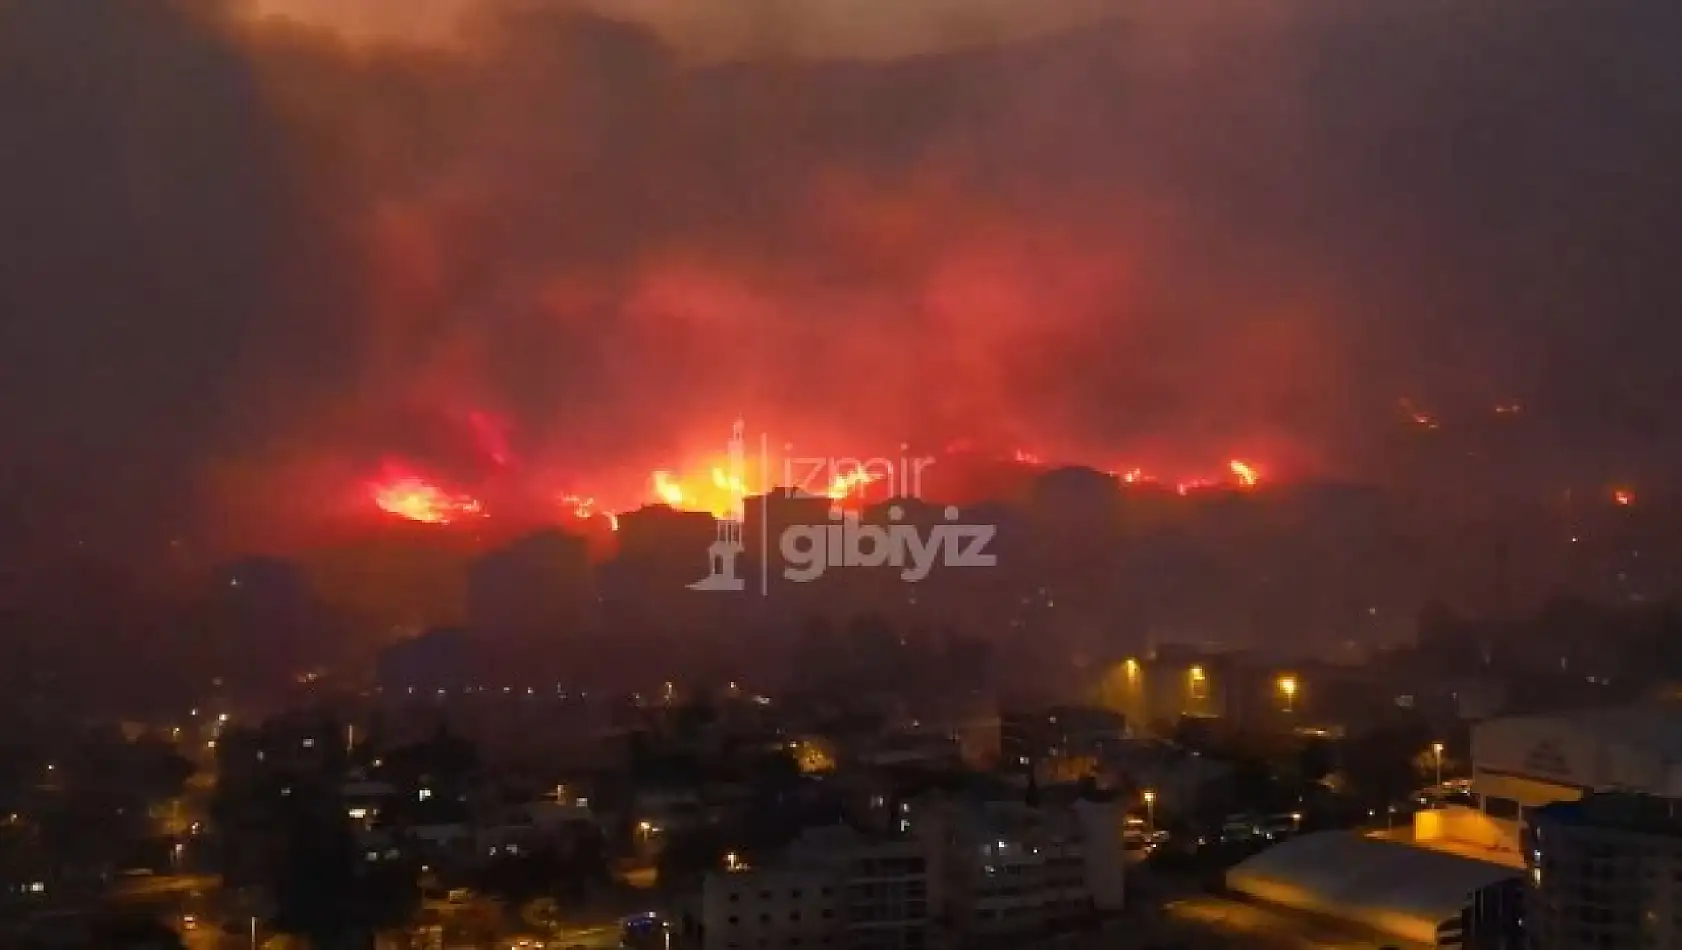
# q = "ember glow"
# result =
<box><xmin>1229</xmin><ymin>460</ymin><xmax>1261</xmax><ymax>487</ymax></box>
<box><xmin>1106</xmin><ymin>459</ymin><xmax>1264</xmax><ymax>496</ymax></box>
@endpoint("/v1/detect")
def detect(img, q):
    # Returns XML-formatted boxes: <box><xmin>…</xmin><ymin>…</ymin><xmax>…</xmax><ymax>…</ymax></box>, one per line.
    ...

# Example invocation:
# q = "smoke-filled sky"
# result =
<box><xmin>2</xmin><ymin>0</ymin><xmax>1680</xmax><ymax>550</ymax></box>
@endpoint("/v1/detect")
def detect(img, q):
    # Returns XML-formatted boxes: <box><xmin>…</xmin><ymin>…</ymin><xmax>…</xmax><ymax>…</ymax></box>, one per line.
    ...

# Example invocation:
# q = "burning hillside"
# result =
<box><xmin>363</xmin><ymin>414</ymin><xmax>1269</xmax><ymax>532</ymax></box>
<box><xmin>6</xmin><ymin>0</ymin><xmax>1681</xmax><ymax>555</ymax></box>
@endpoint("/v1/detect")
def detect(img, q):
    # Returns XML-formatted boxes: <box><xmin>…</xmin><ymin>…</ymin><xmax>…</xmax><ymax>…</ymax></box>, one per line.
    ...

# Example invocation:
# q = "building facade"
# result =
<box><xmin>685</xmin><ymin>826</ymin><xmax>929</xmax><ymax>950</ymax></box>
<box><xmin>1458</xmin><ymin>704</ymin><xmax>1682</xmax><ymax>856</ymax></box>
<box><xmin>1527</xmin><ymin>793</ymin><xmax>1682</xmax><ymax>950</ymax></box>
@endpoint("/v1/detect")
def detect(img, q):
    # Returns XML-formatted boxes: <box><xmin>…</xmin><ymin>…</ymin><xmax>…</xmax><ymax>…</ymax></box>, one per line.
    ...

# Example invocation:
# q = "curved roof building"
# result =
<box><xmin>1225</xmin><ymin>831</ymin><xmax>1521</xmax><ymax>946</ymax></box>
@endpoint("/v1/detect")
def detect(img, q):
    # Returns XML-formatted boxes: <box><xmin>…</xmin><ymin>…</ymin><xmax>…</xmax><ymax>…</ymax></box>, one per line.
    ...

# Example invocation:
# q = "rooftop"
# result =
<box><xmin>1489</xmin><ymin>701</ymin><xmax>1682</xmax><ymax>761</ymax></box>
<box><xmin>1227</xmin><ymin>830</ymin><xmax>1521</xmax><ymax>945</ymax></box>
<box><xmin>1534</xmin><ymin>792</ymin><xmax>1682</xmax><ymax>839</ymax></box>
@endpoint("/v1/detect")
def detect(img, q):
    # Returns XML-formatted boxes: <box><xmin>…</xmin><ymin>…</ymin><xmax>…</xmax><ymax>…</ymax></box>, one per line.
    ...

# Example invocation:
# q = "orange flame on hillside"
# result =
<box><xmin>365</xmin><ymin>418</ymin><xmax>1264</xmax><ymax>528</ymax></box>
<box><xmin>644</xmin><ymin>459</ymin><xmax>882</xmax><ymax>518</ymax></box>
<box><xmin>370</xmin><ymin>469</ymin><xmax>483</xmax><ymax>524</ymax></box>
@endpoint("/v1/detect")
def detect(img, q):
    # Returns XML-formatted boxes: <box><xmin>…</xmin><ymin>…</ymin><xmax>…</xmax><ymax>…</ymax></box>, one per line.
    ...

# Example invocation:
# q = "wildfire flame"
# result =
<box><xmin>370</xmin><ymin>471</ymin><xmax>483</xmax><ymax>524</ymax></box>
<box><xmin>1108</xmin><ymin>460</ymin><xmax>1261</xmax><ymax>494</ymax></box>
<box><xmin>561</xmin><ymin>494</ymin><xmax>619</xmax><ymax>531</ymax></box>
<box><xmin>826</xmin><ymin>469</ymin><xmax>878</xmax><ymax>501</ymax></box>
<box><xmin>1613</xmin><ymin>488</ymin><xmax>1635</xmax><ymax>507</ymax></box>
<box><xmin>652</xmin><ymin>470</ymin><xmax>686</xmax><ymax>507</ymax></box>
<box><xmin>366</xmin><ymin>420</ymin><xmax>1263</xmax><ymax>527</ymax></box>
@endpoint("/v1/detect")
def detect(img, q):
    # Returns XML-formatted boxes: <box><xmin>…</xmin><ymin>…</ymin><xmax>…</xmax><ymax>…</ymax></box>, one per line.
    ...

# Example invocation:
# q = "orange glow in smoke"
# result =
<box><xmin>1399</xmin><ymin>397</ymin><xmax>1438</xmax><ymax>430</ymax></box>
<box><xmin>1228</xmin><ymin>459</ymin><xmax>1261</xmax><ymax>487</ymax></box>
<box><xmin>1613</xmin><ymin>488</ymin><xmax>1635</xmax><ymax>507</ymax></box>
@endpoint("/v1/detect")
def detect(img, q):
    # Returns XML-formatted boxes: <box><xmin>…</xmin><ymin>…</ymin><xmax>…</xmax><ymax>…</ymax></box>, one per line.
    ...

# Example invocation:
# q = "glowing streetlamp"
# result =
<box><xmin>1278</xmin><ymin>675</ymin><xmax>1298</xmax><ymax>713</ymax></box>
<box><xmin>1142</xmin><ymin>789</ymin><xmax>1157</xmax><ymax>834</ymax></box>
<box><xmin>1432</xmin><ymin>742</ymin><xmax>1445</xmax><ymax>789</ymax></box>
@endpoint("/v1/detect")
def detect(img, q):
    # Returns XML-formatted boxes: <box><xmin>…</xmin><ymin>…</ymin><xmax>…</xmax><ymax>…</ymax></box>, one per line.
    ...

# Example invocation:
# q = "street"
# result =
<box><xmin>1119</xmin><ymin>863</ymin><xmax>1423</xmax><ymax>950</ymax></box>
<box><xmin>1161</xmin><ymin>894</ymin><xmax>1423</xmax><ymax>949</ymax></box>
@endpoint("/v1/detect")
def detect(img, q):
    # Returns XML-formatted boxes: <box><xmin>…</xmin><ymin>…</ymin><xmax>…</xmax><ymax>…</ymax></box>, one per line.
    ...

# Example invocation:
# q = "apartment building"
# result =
<box><xmin>925</xmin><ymin>799</ymin><xmax>1094</xmax><ymax>946</ymax></box>
<box><xmin>1527</xmin><ymin>792</ymin><xmax>1682</xmax><ymax>949</ymax></box>
<box><xmin>684</xmin><ymin>826</ymin><xmax>930</xmax><ymax>950</ymax></box>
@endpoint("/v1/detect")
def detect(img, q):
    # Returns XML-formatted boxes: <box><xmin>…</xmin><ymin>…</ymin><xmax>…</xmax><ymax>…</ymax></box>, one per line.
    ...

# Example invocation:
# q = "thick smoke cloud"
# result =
<box><xmin>2</xmin><ymin>0</ymin><xmax>1680</xmax><ymax>551</ymax></box>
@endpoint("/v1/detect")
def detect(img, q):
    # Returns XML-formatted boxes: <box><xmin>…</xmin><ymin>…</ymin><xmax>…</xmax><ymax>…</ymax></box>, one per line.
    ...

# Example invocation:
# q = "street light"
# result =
<box><xmin>1277</xmin><ymin>675</ymin><xmax>1297</xmax><ymax>713</ymax></box>
<box><xmin>1432</xmin><ymin>742</ymin><xmax>1445</xmax><ymax>789</ymax></box>
<box><xmin>1142</xmin><ymin>789</ymin><xmax>1157</xmax><ymax>835</ymax></box>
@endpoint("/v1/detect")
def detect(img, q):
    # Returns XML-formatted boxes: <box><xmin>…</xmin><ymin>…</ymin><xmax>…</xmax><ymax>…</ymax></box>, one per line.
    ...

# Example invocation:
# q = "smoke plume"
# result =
<box><xmin>2</xmin><ymin>0</ymin><xmax>1680</xmax><ymax>550</ymax></box>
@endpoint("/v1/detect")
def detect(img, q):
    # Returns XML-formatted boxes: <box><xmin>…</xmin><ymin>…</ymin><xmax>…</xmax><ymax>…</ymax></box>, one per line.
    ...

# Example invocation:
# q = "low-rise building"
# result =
<box><xmin>1227</xmin><ymin>831</ymin><xmax>1521</xmax><ymax>947</ymax></box>
<box><xmin>1427</xmin><ymin>701</ymin><xmax>1682</xmax><ymax>857</ymax></box>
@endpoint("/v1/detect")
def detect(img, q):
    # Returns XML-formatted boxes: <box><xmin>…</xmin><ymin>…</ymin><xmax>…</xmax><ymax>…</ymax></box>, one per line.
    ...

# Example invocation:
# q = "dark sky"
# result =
<box><xmin>1</xmin><ymin>0</ymin><xmax>1680</xmax><ymax>549</ymax></box>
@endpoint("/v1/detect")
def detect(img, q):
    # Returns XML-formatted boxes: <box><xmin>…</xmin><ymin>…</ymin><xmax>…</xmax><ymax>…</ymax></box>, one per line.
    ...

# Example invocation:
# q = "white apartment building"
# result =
<box><xmin>917</xmin><ymin>794</ymin><xmax>1123</xmax><ymax>947</ymax></box>
<box><xmin>685</xmin><ymin>826</ymin><xmax>930</xmax><ymax>950</ymax></box>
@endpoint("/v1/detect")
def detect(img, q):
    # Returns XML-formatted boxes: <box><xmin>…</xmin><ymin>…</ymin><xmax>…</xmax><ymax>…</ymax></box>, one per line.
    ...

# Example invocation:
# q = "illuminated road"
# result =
<box><xmin>554</xmin><ymin>923</ymin><xmax>621</xmax><ymax>947</ymax></box>
<box><xmin>1159</xmin><ymin>895</ymin><xmax>1426</xmax><ymax>950</ymax></box>
<box><xmin>111</xmin><ymin>873</ymin><xmax>220</xmax><ymax>900</ymax></box>
<box><xmin>181</xmin><ymin>923</ymin><xmax>281</xmax><ymax>950</ymax></box>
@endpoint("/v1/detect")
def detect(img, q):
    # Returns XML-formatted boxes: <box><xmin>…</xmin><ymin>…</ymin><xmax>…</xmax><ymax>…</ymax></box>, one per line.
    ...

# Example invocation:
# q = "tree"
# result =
<box><xmin>656</xmin><ymin>825</ymin><xmax>724</xmax><ymax>891</ymax></box>
<box><xmin>520</xmin><ymin>897</ymin><xmax>562</xmax><ymax>934</ymax></box>
<box><xmin>477</xmin><ymin>848</ymin><xmax>567</xmax><ymax>902</ymax></box>
<box><xmin>1229</xmin><ymin>756</ymin><xmax>1286</xmax><ymax>814</ymax></box>
<box><xmin>1298</xmin><ymin>737</ymin><xmax>1336</xmax><ymax>783</ymax></box>
<box><xmin>1340</xmin><ymin>722</ymin><xmax>1435</xmax><ymax>805</ymax></box>
<box><xmin>271</xmin><ymin>783</ymin><xmax>418</xmax><ymax>949</ymax></box>
<box><xmin>92</xmin><ymin>916</ymin><xmax>188</xmax><ymax>949</ymax></box>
